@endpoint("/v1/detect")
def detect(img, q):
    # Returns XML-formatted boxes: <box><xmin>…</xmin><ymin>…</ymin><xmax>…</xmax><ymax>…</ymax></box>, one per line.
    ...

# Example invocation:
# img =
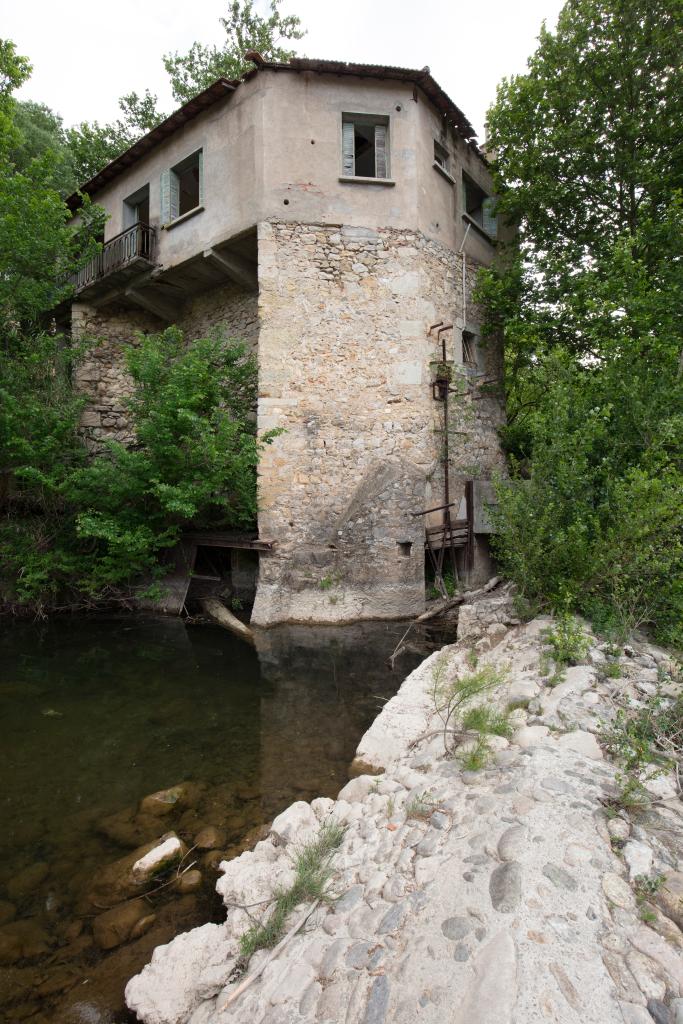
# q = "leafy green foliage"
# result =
<box><xmin>480</xmin><ymin>0</ymin><xmax>683</xmax><ymax>646</ymax></box>
<box><xmin>1</xmin><ymin>328</ymin><xmax>273</xmax><ymax>611</ymax></box>
<box><xmin>542</xmin><ymin>614</ymin><xmax>591</xmax><ymax>667</ymax></box>
<box><xmin>601</xmin><ymin>658</ymin><xmax>682</xmax><ymax>807</ymax></box>
<box><xmin>0</xmin><ymin>42</ymin><xmax>105</xmax><ymax>322</ymax></box>
<box><xmin>65</xmin><ymin>91</ymin><xmax>166</xmax><ymax>187</ymax></box>
<box><xmin>164</xmin><ymin>0</ymin><xmax>305</xmax><ymax>105</ymax></box>
<box><xmin>9</xmin><ymin>101</ymin><xmax>77</xmax><ymax>195</ymax></box>
<box><xmin>601</xmin><ymin>678</ymin><xmax>682</xmax><ymax>778</ymax></box>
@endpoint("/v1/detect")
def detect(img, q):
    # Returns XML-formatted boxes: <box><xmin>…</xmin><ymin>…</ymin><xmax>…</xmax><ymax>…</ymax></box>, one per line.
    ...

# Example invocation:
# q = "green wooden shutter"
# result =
<box><xmin>482</xmin><ymin>197</ymin><xmax>498</xmax><ymax>239</ymax></box>
<box><xmin>160</xmin><ymin>169</ymin><xmax>171</xmax><ymax>224</ymax></box>
<box><xmin>342</xmin><ymin>121</ymin><xmax>355</xmax><ymax>176</ymax></box>
<box><xmin>374</xmin><ymin>124</ymin><xmax>387</xmax><ymax>178</ymax></box>
<box><xmin>169</xmin><ymin>170</ymin><xmax>180</xmax><ymax>221</ymax></box>
<box><xmin>197</xmin><ymin>150</ymin><xmax>204</xmax><ymax>206</ymax></box>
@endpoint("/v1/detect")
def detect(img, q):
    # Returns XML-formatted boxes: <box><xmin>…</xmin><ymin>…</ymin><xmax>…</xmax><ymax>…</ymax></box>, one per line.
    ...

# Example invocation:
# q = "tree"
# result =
<box><xmin>479</xmin><ymin>0</ymin><xmax>683</xmax><ymax>643</ymax></box>
<box><xmin>0</xmin><ymin>42</ymin><xmax>104</xmax><ymax>324</ymax></box>
<box><xmin>61</xmin><ymin>2</ymin><xmax>305</xmax><ymax>187</ymax></box>
<box><xmin>164</xmin><ymin>0</ymin><xmax>305</xmax><ymax>104</ymax></box>
<box><xmin>0</xmin><ymin>40</ymin><xmax>275</xmax><ymax>614</ymax></box>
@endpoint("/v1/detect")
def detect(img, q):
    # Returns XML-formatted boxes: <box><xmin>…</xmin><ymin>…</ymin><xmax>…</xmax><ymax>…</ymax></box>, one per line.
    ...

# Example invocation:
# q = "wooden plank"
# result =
<box><xmin>138</xmin><ymin>539</ymin><xmax>196</xmax><ymax>614</ymax></box>
<box><xmin>183</xmin><ymin>531</ymin><xmax>274</xmax><ymax>551</ymax></box>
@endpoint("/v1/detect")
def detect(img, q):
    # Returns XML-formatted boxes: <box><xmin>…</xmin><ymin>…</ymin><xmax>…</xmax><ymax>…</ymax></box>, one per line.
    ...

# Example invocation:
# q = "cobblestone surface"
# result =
<box><xmin>126</xmin><ymin>610</ymin><xmax>683</xmax><ymax>1024</ymax></box>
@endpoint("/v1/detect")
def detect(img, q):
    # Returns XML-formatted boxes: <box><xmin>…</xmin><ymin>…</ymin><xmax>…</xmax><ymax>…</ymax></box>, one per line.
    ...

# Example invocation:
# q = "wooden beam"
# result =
<box><xmin>125</xmin><ymin>286</ymin><xmax>183</xmax><ymax>322</ymax></box>
<box><xmin>204</xmin><ymin>248</ymin><xmax>258</xmax><ymax>291</ymax></box>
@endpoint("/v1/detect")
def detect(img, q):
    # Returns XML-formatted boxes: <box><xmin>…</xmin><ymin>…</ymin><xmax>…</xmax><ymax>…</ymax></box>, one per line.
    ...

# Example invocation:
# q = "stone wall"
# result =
<box><xmin>72</xmin><ymin>283</ymin><xmax>259</xmax><ymax>451</ymax></box>
<box><xmin>252</xmin><ymin>221</ymin><xmax>505</xmax><ymax>626</ymax></box>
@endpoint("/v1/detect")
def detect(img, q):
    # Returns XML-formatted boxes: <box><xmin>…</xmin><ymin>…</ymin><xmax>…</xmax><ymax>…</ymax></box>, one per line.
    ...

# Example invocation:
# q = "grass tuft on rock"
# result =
<box><xmin>238</xmin><ymin>820</ymin><xmax>345</xmax><ymax>960</ymax></box>
<box><xmin>462</xmin><ymin>705</ymin><xmax>512</xmax><ymax>738</ymax></box>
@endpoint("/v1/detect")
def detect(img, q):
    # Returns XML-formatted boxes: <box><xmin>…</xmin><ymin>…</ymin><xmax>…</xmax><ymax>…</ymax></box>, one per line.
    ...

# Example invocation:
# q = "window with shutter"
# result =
<box><xmin>342</xmin><ymin>121</ymin><xmax>355</xmax><ymax>176</ymax></box>
<box><xmin>341</xmin><ymin>115</ymin><xmax>390</xmax><ymax>180</ymax></box>
<box><xmin>374</xmin><ymin>125</ymin><xmax>387</xmax><ymax>178</ymax></box>
<box><xmin>160</xmin><ymin>169</ymin><xmax>171</xmax><ymax>226</ymax></box>
<box><xmin>481</xmin><ymin>197</ymin><xmax>498</xmax><ymax>239</ymax></box>
<box><xmin>162</xmin><ymin>149</ymin><xmax>203</xmax><ymax>225</ymax></box>
<box><xmin>462</xmin><ymin>172</ymin><xmax>498</xmax><ymax>242</ymax></box>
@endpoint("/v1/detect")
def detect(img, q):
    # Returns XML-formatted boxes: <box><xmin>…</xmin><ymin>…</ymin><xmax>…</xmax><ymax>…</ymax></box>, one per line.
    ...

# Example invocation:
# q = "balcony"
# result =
<box><xmin>71</xmin><ymin>222</ymin><xmax>157</xmax><ymax>299</ymax></box>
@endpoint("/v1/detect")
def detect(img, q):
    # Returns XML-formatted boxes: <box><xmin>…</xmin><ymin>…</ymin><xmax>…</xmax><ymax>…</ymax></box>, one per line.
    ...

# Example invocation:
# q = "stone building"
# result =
<box><xmin>66</xmin><ymin>56</ymin><xmax>506</xmax><ymax>626</ymax></box>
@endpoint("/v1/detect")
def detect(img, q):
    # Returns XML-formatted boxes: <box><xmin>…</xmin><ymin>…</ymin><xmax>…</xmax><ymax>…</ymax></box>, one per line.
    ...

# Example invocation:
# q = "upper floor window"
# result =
<box><xmin>161</xmin><ymin>149</ymin><xmax>203</xmax><ymax>226</ymax></box>
<box><xmin>341</xmin><ymin>115</ymin><xmax>389</xmax><ymax>180</ymax></box>
<box><xmin>433</xmin><ymin>139</ymin><xmax>455</xmax><ymax>184</ymax></box>
<box><xmin>433</xmin><ymin>140</ymin><xmax>450</xmax><ymax>174</ymax></box>
<box><xmin>123</xmin><ymin>184</ymin><xmax>150</xmax><ymax>228</ymax></box>
<box><xmin>462</xmin><ymin>172</ymin><xmax>497</xmax><ymax>240</ymax></box>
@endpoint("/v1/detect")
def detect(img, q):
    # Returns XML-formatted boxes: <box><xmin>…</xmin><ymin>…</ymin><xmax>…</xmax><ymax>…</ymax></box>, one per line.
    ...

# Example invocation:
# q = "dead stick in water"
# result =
<box><xmin>416</xmin><ymin>575</ymin><xmax>502</xmax><ymax>624</ymax></box>
<box><xmin>219</xmin><ymin>899</ymin><xmax>321</xmax><ymax>1012</ymax></box>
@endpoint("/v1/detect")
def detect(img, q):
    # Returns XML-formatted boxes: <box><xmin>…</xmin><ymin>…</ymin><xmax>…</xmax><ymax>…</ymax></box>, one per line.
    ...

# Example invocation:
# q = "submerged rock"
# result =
<box><xmin>175</xmin><ymin>870</ymin><xmax>202</xmax><ymax>895</ymax></box>
<box><xmin>6</xmin><ymin>862</ymin><xmax>49</xmax><ymax>902</ymax></box>
<box><xmin>98</xmin><ymin>807</ymin><xmax>168</xmax><ymax>849</ymax></box>
<box><xmin>93</xmin><ymin>900</ymin><xmax>151</xmax><ymax>950</ymax></box>
<box><xmin>0</xmin><ymin>919</ymin><xmax>53</xmax><ymax>964</ymax></box>
<box><xmin>139</xmin><ymin>784</ymin><xmax>200</xmax><ymax>818</ymax></box>
<box><xmin>86</xmin><ymin>834</ymin><xmax>187</xmax><ymax>909</ymax></box>
<box><xmin>0</xmin><ymin>900</ymin><xmax>16</xmax><ymax>926</ymax></box>
<box><xmin>193</xmin><ymin>826</ymin><xmax>226</xmax><ymax>851</ymax></box>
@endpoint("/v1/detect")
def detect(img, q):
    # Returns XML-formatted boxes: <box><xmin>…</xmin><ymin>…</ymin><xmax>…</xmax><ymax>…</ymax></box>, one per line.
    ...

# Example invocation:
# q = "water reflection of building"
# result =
<box><xmin>253</xmin><ymin>623</ymin><xmax>420</xmax><ymax>810</ymax></box>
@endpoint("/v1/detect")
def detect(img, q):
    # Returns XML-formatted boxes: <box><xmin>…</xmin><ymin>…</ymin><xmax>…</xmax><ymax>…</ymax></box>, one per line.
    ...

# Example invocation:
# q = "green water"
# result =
<box><xmin>0</xmin><ymin>616</ymin><xmax>422</xmax><ymax>1023</ymax></box>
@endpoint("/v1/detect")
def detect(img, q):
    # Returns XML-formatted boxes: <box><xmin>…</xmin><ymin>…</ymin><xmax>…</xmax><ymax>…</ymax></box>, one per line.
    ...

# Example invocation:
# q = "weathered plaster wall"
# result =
<box><xmin>251</xmin><ymin>220</ymin><xmax>505</xmax><ymax>626</ymax></box>
<box><xmin>72</xmin><ymin>283</ymin><xmax>258</xmax><ymax>450</ymax></box>
<box><xmin>84</xmin><ymin>70</ymin><xmax>496</xmax><ymax>278</ymax></box>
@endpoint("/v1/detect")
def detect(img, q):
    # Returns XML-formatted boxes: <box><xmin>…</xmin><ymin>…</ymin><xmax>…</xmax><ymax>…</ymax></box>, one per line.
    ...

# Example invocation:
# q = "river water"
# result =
<box><xmin>0</xmin><ymin>616</ymin><xmax>424</xmax><ymax>1023</ymax></box>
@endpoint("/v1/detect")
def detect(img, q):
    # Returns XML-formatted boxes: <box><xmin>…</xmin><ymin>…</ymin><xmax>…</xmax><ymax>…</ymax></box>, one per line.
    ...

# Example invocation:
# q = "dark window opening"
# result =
<box><xmin>462</xmin><ymin>329</ymin><xmax>477</xmax><ymax>367</ymax></box>
<box><xmin>123</xmin><ymin>184</ymin><xmax>150</xmax><ymax>228</ymax></box>
<box><xmin>342</xmin><ymin>116</ymin><xmax>389</xmax><ymax>179</ymax></box>
<box><xmin>354</xmin><ymin>123</ymin><xmax>377</xmax><ymax>177</ymax></box>
<box><xmin>434</xmin><ymin>140</ymin><xmax>450</xmax><ymax>174</ymax></box>
<box><xmin>177</xmin><ymin>159</ymin><xmax>200</xmax><ymax>216</ymax></box>
<box><xmin>398</xmin><ymin>541</ymin><xmax>413</xmax><ymax>557</ymax></box>
<box><xmin>462</xmin><ymin>173</ymin><xmax>498</xmax><ymax>239</ymax></box>
<box><xmin>162</xmin><ymin>149</ymin><xmax>203</xmax><ymax>224</ymax></box>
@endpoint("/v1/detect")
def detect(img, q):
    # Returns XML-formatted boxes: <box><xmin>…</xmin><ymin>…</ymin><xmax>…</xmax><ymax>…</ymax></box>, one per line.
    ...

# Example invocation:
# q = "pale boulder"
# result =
<box><xmin>270</xmin><ymin>801</ymin><xmax>319</xmax><ymax>846</ymax></box>
<box><xmin>126</xmin><ymin>922</ymin><xmax>234</xmax><ymax>1024</ymax></box>
<box><xmin>556</xmin><ymin>730</ymin><xmax>603</xmax><ymax>760</ymax></box>
<box><xmin>512</xmin><ymin>725</ymin><xmax>550</xmax><ymax>749</ymax></box>
<box><xmin>133</xmin><ymin>835</ymin><xmax>186</xmax><ymax>883</ymax></box>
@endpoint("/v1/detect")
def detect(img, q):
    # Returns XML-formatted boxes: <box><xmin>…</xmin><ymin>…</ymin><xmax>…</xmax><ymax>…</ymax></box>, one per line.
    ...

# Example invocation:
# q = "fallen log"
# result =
<box><xmin>415</xmin><ymin>575</ymin><xmax>502</xmax><ymax>624</ymax></box>
<box><xmin>201</xmin><ymin>597</ymin><xmax>255</xmax><ymax>644</ymax></box>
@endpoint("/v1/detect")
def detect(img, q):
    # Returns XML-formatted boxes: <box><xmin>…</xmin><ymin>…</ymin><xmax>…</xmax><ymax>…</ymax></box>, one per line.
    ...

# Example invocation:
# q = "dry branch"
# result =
<box><xmin>219</xmin><ymin>900</ymin><xmax>321</xmax><ymax>1012</ymax></box>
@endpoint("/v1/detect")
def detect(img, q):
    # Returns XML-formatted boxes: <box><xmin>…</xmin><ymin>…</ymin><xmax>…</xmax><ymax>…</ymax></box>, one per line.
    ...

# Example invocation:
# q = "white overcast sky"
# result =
<box><xmin>3</xmin><ymin>0</ymin><xmax>564</xmax><ymax>140</ymax></box>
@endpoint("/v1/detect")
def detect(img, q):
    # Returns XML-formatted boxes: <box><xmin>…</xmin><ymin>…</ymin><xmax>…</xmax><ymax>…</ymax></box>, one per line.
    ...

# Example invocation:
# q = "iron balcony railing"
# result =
<box><xmin>71</xmin><ymin>222</ymin><xmax>156</xmax><ymax>293</ymax></box>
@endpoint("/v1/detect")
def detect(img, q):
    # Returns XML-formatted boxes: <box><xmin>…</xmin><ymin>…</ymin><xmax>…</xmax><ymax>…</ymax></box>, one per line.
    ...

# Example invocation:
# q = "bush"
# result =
<box><xmin>542</xmin><ymin>613</ymin><xmax>591</xmax><ymax>667</ymax></box>
<box><xmin>1</xmin><ymin>327</ymin><xmax>276</xmax><ymax>611</ymax></box>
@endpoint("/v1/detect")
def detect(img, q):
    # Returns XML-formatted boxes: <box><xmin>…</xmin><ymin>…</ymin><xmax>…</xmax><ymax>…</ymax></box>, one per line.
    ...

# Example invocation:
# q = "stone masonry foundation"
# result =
<box><xmin>252</xmin><ymin>220</ymin><xmax>505</xmax><ymax>625</ymax></box>
<box><xmin>70</xmin><ymin>220</ymin><xmax>505</xmax><ymax>624</ymax></box>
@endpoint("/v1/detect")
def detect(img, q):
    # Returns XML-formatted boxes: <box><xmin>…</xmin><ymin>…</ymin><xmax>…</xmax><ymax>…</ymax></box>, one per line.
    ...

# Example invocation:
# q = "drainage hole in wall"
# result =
<box><xmin>283</xmin><ymin>198</ymin><xmax>290</xmax><ymax>205</ymax></box>
<box><xmin>397</xmin><ymin>541</ymin><xmax>413</xmax><ymax>557</ymax></box>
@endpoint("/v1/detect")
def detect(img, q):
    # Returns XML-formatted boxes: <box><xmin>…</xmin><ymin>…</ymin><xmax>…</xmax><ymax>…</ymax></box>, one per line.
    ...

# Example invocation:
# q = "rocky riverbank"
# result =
<box><xmin>126</xmin><ymin>603</ymin><xmax>683</xmax><ymax>1024</ymax></box>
